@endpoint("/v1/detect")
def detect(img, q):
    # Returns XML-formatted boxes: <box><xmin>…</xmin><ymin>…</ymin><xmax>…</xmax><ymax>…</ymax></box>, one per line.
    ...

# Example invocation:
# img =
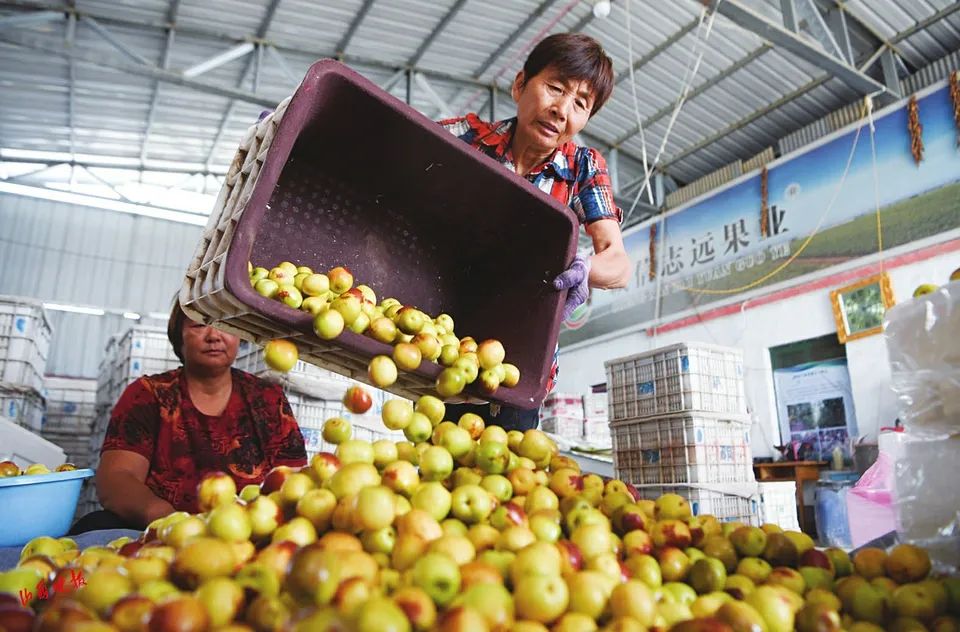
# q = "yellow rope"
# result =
<box><xmin>683</xmin><ymin>98</ymin><xmax>875</xmax><ymax>296</ymax></box>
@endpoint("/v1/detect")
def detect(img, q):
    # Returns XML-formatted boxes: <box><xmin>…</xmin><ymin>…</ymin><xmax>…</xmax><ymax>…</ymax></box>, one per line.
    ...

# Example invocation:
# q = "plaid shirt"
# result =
<box><xmin>440</xmin><ymin>113</ymin><xmax>622</xmax><ymax>225</ymax></box>
<box><xmin>440</xmin><ymin>113</ymin><xmax>623</xmax><ymax>395</ymax></box>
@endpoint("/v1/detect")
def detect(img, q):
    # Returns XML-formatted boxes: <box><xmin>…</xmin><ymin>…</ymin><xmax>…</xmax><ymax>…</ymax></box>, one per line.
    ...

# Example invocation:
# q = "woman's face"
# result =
<box><xmin>511</xmin><ymin>65</ymin><xmax>596</xmax><ymax>154</ymax></box>
<box><xmin>181</xmin><ymin>319</ymin><xmax>239</xmax><ymax>374</ymax></box>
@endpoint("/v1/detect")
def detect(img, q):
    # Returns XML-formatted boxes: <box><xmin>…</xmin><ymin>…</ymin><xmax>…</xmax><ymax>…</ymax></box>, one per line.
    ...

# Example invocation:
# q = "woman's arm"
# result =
<box><xmin>586</xmin><ymin>218</ymin><xmax>631</xmax><ymax>289</ymax></box>
<box><xmin>96</xmin><ymin>450</ymin><xmax>174</xmax><ymax>527</ymax></box>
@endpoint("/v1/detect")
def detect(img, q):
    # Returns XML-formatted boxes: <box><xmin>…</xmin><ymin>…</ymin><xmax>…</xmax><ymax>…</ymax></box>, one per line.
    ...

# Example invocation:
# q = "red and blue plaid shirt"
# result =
<box><xmin>440</xmin><ymin>113</ymin><xmax>623</xmax><ymax>394</ymax></box>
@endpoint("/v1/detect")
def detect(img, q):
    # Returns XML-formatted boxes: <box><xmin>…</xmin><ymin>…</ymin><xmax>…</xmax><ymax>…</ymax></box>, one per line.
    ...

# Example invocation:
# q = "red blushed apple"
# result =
<box><xmin>118</xmin><ymin>541</ymin><xmax>144</xmax><ymax>558</ymax></box>
<box><xmin>547</xmin><ymin>468</ymin><xmax>584</xmax><ymax>499</ymax></box>
<box><xmin>342</xmin><ymin>386</ymin><xmax>373</xmax><ymax>415</ymax></box>
<box><xmin>615</xmin><ymin>504</ymin><xmax>648</xmax><ymax>535</ymax></box>
<box><xmin>624</xmin><ymin>483</ymin><xmax>644</xmax><ymax>502</ymax></box>
<box><xmin>620</xmin><ymin>561</ymin><xmax>633</xmax><ymax>583</ymax></box>
<box><xmin>260</xmin><ymin>466</ymin><xmax>296</xmax><ymax>495</ymax></box>
<box><xmin>308</xmin><ymin>453</ymin><xmax>341</xmax><ymax>484</ymax></box>
<box><xmin>327</xmin><ymin>266</ymin><xmax>353</xmax><ymax>294</ymax></box>
<box><xmin>799</xmin><ymin>548</ymin><xmax>835</xmax><ymax>573</ymax></box>
<box><xmin>197</xmin><ymin>471</ymin><xmax>238</xmax><ymax>512</ymax></box>
<box><xmin>557</xmin><ymin>540</ymin><xmax>584</xmax><ymax>575</ymax></box>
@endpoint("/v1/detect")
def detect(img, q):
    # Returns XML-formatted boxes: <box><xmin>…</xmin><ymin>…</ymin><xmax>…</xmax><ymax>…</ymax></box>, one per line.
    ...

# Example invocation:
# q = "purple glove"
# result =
<box><xmin>553</xmin><ymin>254</ymin><xmax>591</xmax><ymax>321</ymax></box>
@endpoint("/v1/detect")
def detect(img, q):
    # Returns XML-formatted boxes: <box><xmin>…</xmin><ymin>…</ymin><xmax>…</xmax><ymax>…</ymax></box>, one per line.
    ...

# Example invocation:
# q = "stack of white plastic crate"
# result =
<box><xmin>539</xmin><ymin>393</ymin><xmax>586</xmax><ymax>442</ymax></box>
<box><xmin>41</xmin><ymin>376</ymin><xmax>97</xmax><ymax>468</ymax></box>
<box><xmin>0</xmin><ymin>296</ymin><xmax>51</xmax><ymax>433</ymax></box>
<box><xmin>233</xmin><ymin>342</ymin><xmax>404</xmax><ymax>461</ymax></box>
<box><xmin>606</xmin><ymin>342</ymin><xmax>759</xmax><ymax>524</ymax></box>
<box><xmin>582</xmin><ymin>390</ymin><xmax>611</xmax><ymax>446</ymax></box>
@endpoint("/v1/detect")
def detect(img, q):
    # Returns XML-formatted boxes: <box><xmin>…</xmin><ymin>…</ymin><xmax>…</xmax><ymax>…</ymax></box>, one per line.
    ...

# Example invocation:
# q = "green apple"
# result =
<box><xmin>514</xmin><ymin>574</ymin><xmax>569</xmax><ymax>624</ymax></box>
<box><xmin>412</xmin><ymin>482</ymin><xmax>452</xmax><ymax>522</ymax></box>
<box><xmin>566</xmin><ymin>570</ymin><xmax>616</xmax><ymax>620</ymax></box>
<box><xmin>404</xmin><ymin>412</ymin><xmax>434</xmax><ymax>444</ymax></box>
<box><xmin>438</xmin><ymin>426</ymin><xmax>473</xmax><ymax>460</ymax></box>
<box><xmin>476</xmin><ymin>441</ymin><xmax>510</xmax><ymax>475</ymax></box>
<box><xmin>747</xmin><ymin>585</ymin><xmax>797</xmax><ymax>632</ymax></box>
<box><xmin>480</xmin><ymin>475</ymin><xmax>513</xmax><ymax>503</ymax></box>
<box><xmin>206</xmin><ymin>503</ymin><xmax>252</xmax><ymax>543</ymax></box>
<box><xmin>689</xmin><ymin>557</ymin><xmax>727</xmax><ymax>595</ymax></box>
<box><xmin>322</xmin><ymin>417</ymin><xmax>352</xmax><ymax>444</ymax></box>
<box><xmin>419</xmin><ymin>446</ymin><xmax>454</xmax><ymax>482</ymax></box>
<box><xmin>336</xmin><ymin>439</ymin><xmax>375</xmax><ymax>465</ymax></box>
<box><xmin>356</xmin><ymin>486</ymin><xmax>396</xmax><ymax>531</ymax></box>
<box><xmin>450</xmin><ymin>484</ymin><xmax>495</xmax><ymax>524</ymax></box>
<box><xmin>296</xmin><ymin>488</ymin><xmax>337</xmax><ymax>532</ymax></box>
<box><xmin>412</xmin><ymin>552</ymin><xmax>461</xmax><ymax>607</ymax></box>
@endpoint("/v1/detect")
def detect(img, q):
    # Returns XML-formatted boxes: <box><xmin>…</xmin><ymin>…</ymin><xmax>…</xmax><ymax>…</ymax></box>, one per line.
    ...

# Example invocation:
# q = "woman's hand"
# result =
<box><xmin>553</xmin><ymin>254</ymin><xmax>591</xmax><ymax>320</ymax></box>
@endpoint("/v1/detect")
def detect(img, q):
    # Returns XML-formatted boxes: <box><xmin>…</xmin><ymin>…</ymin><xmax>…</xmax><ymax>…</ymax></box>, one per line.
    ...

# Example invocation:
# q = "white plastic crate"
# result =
<box><xmin>759</xmin><ymin>481</ymin><xmax>800</xmax><ymax>532</ymax></box>
<box><xmin>0</xmin><ymin>297</ymin><xmax>52</xmax><ymax>393</ymax></box>
<box><xmin>605</xmin><ymin>342</ymin><xmax>746</xmax><ymax>421</ymax></box>
<box><xmin>541</xmin><ymin>393</ymin><xmax>585</xmax><ymax>420</ymax></box>
<box><xmin>0</xmin><ymin>383</ymin><xmax>45</xmax><ymax>431</ymax></box>
<box><xmin>583</xmin><ymin>391</ymin><xmax>608</xmax><ymax>418</ymax></box>
<box><xmin>43</xmin><ymin>376</ymin><xmax>97</xmax><ymax>418</ymax></box>
<box><xmin>540</xmin><ymin>415</ymin><xmax>584</xmax><ymax>440</ymax></box>
<box><xmin>582</xmin><ymin>417</ymin><xmax>611</xmax><ymax>445</ymax></box>
<box><xmin>634</xmin><ymin>483</ymin><xmax>761</xmax><ymax>524</ymax></box>
<box><xmin>612</xmin><ymin>412</ymin><xmax>753</xmax><ymax>485</ymax></box>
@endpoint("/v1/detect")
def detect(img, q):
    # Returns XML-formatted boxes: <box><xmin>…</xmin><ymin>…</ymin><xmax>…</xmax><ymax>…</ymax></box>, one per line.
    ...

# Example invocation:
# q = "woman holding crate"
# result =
<box><xmin>441</xmin><ymin>32</ymin><xmax>631</xmax><ymax>430</ymax></box>
<box><xmin>70</xmin><ymin>301</ymin><xmax>307</xmax><ymax>533</ymax></box>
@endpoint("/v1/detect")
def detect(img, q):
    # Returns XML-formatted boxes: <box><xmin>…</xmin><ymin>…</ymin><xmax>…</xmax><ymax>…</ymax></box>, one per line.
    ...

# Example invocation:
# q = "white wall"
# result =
<box><xmin>557</xmin><ymin>239</ymin><xmax>960</xmax><ymax>457</ymax></box>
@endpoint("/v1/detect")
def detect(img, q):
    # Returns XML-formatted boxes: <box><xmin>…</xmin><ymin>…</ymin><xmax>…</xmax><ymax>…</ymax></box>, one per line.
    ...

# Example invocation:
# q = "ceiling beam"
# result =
<box><xmin>336</xmin><ymin>0</ymin><xmax>376</xmax><ymax>57</ymax></box>
<box><xmin>182</xmin><ymin>42</ymin><xmax>254</xmax><ymax>78</ymax></box>
<box><xmin>203</xmin><ymin>0</ymin><xmax>284</xmax><ymax>167</ymax></box>
<box><xmin>0</xmin><ymin>3</ymin><xmax>493</xmax><ymax>89</ymax></box>
<box><xmin>0</xmin><ymin>29</ymin><xmax>278</xmax><ymax>105</ymax></box>
<box><xmin>81</xmin><ymin>15</ymin><xmax>152</xmax><ymax>66</ymax></box>
<box><xmin>407</xmin><ymin>0</ymin><xmax>468</xmax><ymax>67</ymax></box>
<box><xmin>613</xmin><ymin>44</ymin><xmax>771</xmax><ymax>147</ymax></box>
<box><xmin>475</xmin><ymin>0</ymin><xmax>561</xmax><ymax>81</ymax></box>
<box><xmin>0</xmin><ymin>155</ymin><xmax>228</xmax><ymax>176</ymax></box>
<box><xmin>140</xmin><ymin>0</ymin><xmax>181</xmax><ymax>165</ymax></box>
<box><xmin>702</xmin><ymin>0</ymin><xmax>888</xmax><ymax>96</ymax></box>
<box><xmin>613</xmin><ymin>18</ymin><xmax>699</xmax><ymax>86</ymax></box>
<box><xmin>0</xmin><ymin>9</ymin><xmax>61</xmax><ymax>28</ymax></box>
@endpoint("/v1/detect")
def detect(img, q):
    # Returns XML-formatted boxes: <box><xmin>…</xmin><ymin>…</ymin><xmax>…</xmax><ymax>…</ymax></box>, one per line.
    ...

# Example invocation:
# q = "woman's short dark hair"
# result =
<box><xmin>167</xmin><ymin>298</ymin><xmax>187</xmax><ymax>363</ymax></box>
<box><xmin>522</xmin><ymin>33</ymin><xmax>614</xmax><ymax>116</ymax></box>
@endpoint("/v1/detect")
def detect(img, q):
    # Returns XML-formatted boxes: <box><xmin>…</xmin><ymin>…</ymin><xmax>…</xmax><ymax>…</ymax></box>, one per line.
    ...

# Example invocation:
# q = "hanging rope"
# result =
<box><xmin>907</xmin><ymin>95</ymin><xmax>924</xmax><ymax>165</ymax></box>
<box><xmin>648</xmin><ymin>223</ymin><xmax>657</xmax><ymax>281</ymax></box>
<box><xmin>949</xmin><ymin>71</ymin><xmax>960</xmax><ymax>146</ymax></box>
<box><xmin>759</xmin><ymin>166</ymin><xmax>769</xmax><ymax>239</ymax></box>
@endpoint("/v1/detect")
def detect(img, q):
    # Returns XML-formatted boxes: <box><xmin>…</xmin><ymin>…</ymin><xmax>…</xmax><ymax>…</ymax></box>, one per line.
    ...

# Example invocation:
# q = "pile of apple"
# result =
<box><xmin>2</xmin><ymin>392</ymin><xmax>959</xmax><ymax>632</ymax></box>
<box><xmin>250</xmin><ymin>261</ymin><xmax>520</xmax><ymax>399</ymax></box>
<box><xmin>0</xmin><ymin>461</ymin><xmax>77</xmax><ymax>477</ymax></box>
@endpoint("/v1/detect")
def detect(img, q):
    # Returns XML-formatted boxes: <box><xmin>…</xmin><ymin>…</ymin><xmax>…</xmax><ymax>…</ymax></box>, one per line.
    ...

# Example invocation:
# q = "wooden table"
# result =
<box><xmin>753</xmin><ymin>461</ymin><xmax>827</xmax><ymax>534</ymax></box>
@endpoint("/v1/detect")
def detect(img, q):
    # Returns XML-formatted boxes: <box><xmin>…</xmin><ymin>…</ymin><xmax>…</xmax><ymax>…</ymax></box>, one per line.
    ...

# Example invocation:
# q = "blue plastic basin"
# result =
<box><xmin>0</xmin><ymin>469</ymin><xmax>94</xmax><ymax>547</ymax></box>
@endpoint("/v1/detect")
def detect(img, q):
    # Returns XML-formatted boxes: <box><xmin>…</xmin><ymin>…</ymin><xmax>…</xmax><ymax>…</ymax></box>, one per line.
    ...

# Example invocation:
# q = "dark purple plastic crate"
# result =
<box><xmin>181</xmin><ymin>59</ymin><xmax>579</xmax><ymax>409</ymax></box>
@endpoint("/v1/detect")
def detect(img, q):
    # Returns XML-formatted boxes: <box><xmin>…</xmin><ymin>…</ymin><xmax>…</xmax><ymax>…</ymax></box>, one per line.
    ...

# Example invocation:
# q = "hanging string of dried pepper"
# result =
<box><xmin>949</xmin><ymin>71</ymin><xmax>960</xmax><ymax>146</ymax></box>
<box><xmin>907</xmin><ymin>95</ymin><xmax>924</xmax><ymax>165</ymax></box>
<box><xmin>649</xmin><ymin>223</ymin><xmax>657</xmax><ymax>281</ymax></box>
<box><xmin>760</xmin><ymin>166</ymin><xmax>769</xmax><ymax>239</ymax></box>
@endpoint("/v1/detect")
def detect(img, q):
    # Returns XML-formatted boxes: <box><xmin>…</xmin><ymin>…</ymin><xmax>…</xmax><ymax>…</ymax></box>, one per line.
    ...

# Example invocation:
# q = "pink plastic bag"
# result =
<box><xmin>846</xmin><ymin>452</ymin><xmax>897</xmax><ymax>547</ymax></box>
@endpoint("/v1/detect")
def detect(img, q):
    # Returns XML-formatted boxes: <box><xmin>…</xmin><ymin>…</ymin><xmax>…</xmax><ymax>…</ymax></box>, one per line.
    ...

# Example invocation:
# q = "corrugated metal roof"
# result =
<box><xmin>0</xmin><ymin>0</ymin><xmax>958</xmax><ymax>226</ymax></box>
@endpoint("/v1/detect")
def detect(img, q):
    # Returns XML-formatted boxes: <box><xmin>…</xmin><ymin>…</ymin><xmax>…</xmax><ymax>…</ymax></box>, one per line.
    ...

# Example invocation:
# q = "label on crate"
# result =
<box><xmin>681</xmin><ymin>355</ymin><xmax>689</xmax><ymax>373</ymax></box>
<box><xmin>15</xmin><ymin>317</ymin><xmax>26</xmax><ymax>333</ymax></box>
<box><xmin>637</xmin><ymin>382</ymin><xmax>654</xmax><ymax>396</ymax></box>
